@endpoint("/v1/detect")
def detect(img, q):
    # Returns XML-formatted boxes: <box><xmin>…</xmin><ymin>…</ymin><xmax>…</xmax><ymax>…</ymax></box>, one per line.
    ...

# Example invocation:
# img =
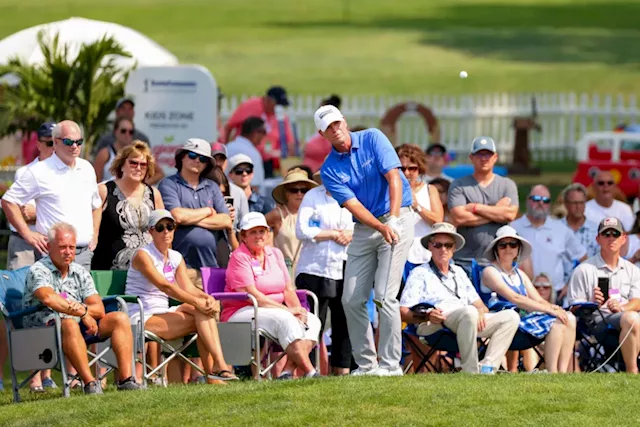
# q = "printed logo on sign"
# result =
<box><xmin>163</xmin><ymin>135</ymin><xmax>175</xmax><ymax>144</ymax></box>
<box><xmin>147</xmin><ymin>80</ymin><xmax>198</xmax><ymax>93</ymax></box>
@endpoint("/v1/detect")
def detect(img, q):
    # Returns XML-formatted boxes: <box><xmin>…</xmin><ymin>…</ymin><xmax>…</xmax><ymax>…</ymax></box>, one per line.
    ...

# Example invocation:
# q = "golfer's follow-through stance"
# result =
<box><xmin>317</xmin><ymin>105</ymin><xmax>414</xmax><ymax>376</ymax></box>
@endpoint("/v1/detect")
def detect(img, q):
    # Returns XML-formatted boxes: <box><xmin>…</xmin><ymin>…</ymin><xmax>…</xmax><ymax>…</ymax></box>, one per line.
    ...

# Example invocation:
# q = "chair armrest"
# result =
<box><xmin>7</xmin><ymin>304</ymin><xmax>47</xmax><ymax>320</ymax></box>
<box><xmin>211</xmin><ymin>292</ymin><xmax>252</xmax><ymax>301</ymax></box>
<box><xmin>569</xmin><ymin>302</ymin><xmax>598</xmax><ymax>317</ymax></box>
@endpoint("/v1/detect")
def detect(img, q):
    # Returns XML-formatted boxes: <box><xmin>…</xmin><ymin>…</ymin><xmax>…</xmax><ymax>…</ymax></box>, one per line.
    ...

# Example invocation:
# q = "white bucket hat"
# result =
<box><xmin>420</xmin><ymin>222</ymin><xmax>465</xmax><ymax>252</ymax></box>
<box><xmin>482</xmin><ymin>225</ymin><xmax>532</xmax><ymax>262</ymax></box>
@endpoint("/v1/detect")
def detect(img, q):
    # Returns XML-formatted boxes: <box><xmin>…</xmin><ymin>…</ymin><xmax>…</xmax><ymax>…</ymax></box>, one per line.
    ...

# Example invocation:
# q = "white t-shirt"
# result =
<box><xmin>625</xmin><ymin>234</ymin><xmax>640</xmax><ymax>269</ymax></box>
<box><xmin>407</xmin><ymin>184</ymin><xmax>433</xmax><ymax>265</ymax></box>
<box><xmin>9</xmin><ymin>158</ymin><xmax>39</xmax><ymax>233</ymax></box>
<box><xmin>585</xmin><ymin>199</ymin><xmax>634</xmax><ymax>232</ymax></box>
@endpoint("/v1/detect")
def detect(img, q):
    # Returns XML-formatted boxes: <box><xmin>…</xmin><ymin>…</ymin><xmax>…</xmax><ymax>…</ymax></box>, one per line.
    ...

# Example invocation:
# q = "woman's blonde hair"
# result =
<box><xmin>109</xmin><ymin>140</ymin><xmax>156</xmax><ymax>181</ymax></box>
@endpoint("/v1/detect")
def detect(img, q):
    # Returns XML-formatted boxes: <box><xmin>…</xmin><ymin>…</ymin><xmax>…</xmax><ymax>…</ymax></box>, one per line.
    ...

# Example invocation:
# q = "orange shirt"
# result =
<box><xmin>303</xmin><ymin>133</ymin><xmax>332</xmax><ymax>172</ymax></box>
<box><xmin>225</xmin><ymin>97</ymin><xmax>295</xmax><ymax>161</ymax></box>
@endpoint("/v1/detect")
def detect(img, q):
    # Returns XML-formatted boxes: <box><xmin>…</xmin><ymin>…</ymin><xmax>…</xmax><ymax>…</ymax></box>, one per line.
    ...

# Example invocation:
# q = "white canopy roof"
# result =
<box><xmin>0</xmin><ymin>17</ymin><xmax>178</xmax><ymax>70</ymax></box>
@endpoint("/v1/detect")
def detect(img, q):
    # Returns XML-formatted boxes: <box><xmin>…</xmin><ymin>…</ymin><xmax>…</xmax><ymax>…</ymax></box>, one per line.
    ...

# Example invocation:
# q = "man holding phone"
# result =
<box><xmin>568</xmin><ymin>217</ymin><xmax>640</xmax><ymax>373</ymax></box>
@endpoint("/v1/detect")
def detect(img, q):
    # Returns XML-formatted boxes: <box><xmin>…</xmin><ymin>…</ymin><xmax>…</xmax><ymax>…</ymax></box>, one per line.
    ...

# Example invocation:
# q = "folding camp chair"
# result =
<box><xmin>201</xmin><ymin>266</ymin><xmax>320</xmax><ymax>380</ymax></box>
<box><xmin>570</xmin><ymin>302</ymin><xmax>623</xmax><ymax>372</ymax></box>
<box><xmin>0</xmin><ymin>268</ymin><xmax>131</xmax><ymax>403</ymax></box>
<box><xmin>90</xmin><ymin>270</ymin><xmax>205</xmax><ymax>387</ymax></box>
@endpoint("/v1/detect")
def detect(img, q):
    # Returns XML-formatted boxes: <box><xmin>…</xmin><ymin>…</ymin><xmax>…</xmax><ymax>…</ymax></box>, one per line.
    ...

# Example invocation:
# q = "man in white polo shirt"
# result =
<box><xmin>2</xmin><ymin>120</ymin><xmax>102</xmax><ymax>270</ymax></box>
<box><xmin>585</xmin><ymin>171</ymin><xmax>634</xmax><ymax>231</ymax></box>
<box><xmin>511</xmin><ymin>185</ymin><xmax>587</xmax><ymax>301</ymax></box>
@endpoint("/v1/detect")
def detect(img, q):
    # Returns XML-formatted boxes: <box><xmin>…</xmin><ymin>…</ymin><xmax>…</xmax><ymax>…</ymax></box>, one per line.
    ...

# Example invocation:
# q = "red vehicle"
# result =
<box><xmin>573</xmin><ymin>131</ymin><xmax>640</xmax><ymax>199</ymax></box>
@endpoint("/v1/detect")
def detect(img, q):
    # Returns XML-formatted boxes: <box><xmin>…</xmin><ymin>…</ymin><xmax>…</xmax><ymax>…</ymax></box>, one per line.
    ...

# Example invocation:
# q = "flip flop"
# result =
<box><xmin>30</xmin><ymin>386</ymin><xmax>45</xmax><ymax>393</ymax></box>
<box><xmin>208</xmin><ymin>370</ymin><xmax>239</xmax><ymax>381</ymax></box>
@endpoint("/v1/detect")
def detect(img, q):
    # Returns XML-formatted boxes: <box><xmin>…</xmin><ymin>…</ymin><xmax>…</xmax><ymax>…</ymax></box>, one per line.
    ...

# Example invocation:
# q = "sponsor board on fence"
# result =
<box><xmin>125</xmin><ymin>65</ymin><xmax>217</xmax><ymax>174</ymax></box>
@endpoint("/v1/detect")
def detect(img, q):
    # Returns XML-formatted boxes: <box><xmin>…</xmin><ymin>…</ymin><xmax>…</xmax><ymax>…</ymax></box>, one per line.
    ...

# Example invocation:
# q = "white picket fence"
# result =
<box><xmin>220</xmin><ymin>92</ymin><xmax>640</xmax><ymax>163</ymax></box>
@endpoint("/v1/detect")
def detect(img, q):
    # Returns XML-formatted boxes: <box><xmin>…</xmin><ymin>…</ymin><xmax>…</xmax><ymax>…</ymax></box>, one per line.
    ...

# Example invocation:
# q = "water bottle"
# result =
<box><xmin>488</xmin><ymin>292</ymin><xmax>499</xmax><ymax>310</ymax></box>
<box><xmin>309</xmin><ymin>210</ymin><xmax>321</xmax><ymax>228</ymax></box>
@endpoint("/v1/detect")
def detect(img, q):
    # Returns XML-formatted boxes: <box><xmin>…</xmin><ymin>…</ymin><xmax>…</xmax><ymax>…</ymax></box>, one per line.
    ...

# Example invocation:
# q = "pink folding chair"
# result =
<box><xmin>201</xmin><ymin>267</ymin><xmax>320</xmax><ymax>379</ymax></box>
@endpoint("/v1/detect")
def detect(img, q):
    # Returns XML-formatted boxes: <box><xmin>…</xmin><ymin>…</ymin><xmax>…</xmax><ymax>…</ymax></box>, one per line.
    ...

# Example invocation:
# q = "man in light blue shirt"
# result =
<box><xmin>318</xmin><ymin>105</ymin><xmax>414</xmax><ymax>376</ymax></box>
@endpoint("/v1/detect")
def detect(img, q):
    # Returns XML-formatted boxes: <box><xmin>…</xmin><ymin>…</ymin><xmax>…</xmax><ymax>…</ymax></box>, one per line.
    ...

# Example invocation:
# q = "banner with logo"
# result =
<box><xmin>125</xmin><ymin>65</ymin><xmax>217</xmax><ymax>174</ymax></box>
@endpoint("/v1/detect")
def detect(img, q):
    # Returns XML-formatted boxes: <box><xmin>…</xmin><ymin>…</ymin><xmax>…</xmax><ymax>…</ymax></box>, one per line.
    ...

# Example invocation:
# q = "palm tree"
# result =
<box><xmin>0</xmin><ymin>30</ymin><xmax>133</xmax><ymax>154</ymax></box>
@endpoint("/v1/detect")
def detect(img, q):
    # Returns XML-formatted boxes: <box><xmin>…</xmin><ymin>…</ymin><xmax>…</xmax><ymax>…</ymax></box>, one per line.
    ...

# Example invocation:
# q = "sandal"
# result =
<box><xmin>208</xmin><ymin>370</ymin><xmax>239</xmax><ymax>381</ymax></box>
<box><xmin>30</xmin><ymin>386</ymin><xmax>45</xmax><ymax>393</ymax></box>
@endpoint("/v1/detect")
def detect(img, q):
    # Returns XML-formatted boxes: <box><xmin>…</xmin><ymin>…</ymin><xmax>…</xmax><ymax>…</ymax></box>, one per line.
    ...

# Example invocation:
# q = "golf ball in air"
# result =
<box><xmin>459</xmin><ymin>71</ymin><xmax>468</xmax><ymax>79</ymax></box>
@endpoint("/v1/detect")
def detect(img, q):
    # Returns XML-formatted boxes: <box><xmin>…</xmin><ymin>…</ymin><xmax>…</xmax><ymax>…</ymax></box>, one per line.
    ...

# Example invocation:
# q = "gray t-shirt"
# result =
<box><xmin>448</xmin><ymin>174</ymin><xmax>519</xmax><ymax>261</ymax></box>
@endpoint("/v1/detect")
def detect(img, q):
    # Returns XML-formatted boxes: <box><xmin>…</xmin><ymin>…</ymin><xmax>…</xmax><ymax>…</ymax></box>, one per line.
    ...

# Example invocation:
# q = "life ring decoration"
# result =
<box><xmin>379</xmin><ymin>102</ymin><xmax>440</xmax><ymax>147</ymax></box>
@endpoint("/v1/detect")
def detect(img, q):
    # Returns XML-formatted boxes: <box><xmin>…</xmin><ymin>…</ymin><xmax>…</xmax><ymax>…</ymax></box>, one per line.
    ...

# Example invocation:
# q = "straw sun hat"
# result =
<box><xmin>271</xmin><ymin>168</ymin><xmax>318</xmax><ymax>205</ymax></box>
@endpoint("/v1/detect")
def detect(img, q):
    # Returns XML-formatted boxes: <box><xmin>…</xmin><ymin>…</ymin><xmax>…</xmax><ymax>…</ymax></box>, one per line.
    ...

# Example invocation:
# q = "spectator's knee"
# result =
<box><xmin>108</xmin><ymin>311</ymin><xmax>130</xmax><ymax>326</ymax></box>
<box><xmin>61</xmin><ymin>318</ymin><xmax>80</xmax><ymax>335</ymax></box>
<box><xmin>462</xmin><ymin>306</ymin><xmax>478</xmax><ymax>323</ymax></box>
<box><xmin>621</xmin><ymin>311</ymin><xmax>640</xmax><ymax>331</ymax></box>
<box><xmin>566</xmin><ymin>311</ymin><xmax>577</xmax><ymax>328</ymax></box>
<box><xmin>504</xmin><ymin>309</ymin><xmax>520</xmax><ymax>325</ymax></box>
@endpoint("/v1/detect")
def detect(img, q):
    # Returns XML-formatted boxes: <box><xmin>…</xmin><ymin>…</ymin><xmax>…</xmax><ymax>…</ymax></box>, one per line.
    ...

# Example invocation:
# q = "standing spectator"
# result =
<box><xmin>303</xmin><ymin>95</ymin><xmax>341</xmax><ymax>172</ymax></box>
<box><xmin>396</xmin><ymin>143</ymin><xmax>443</xmax><ymax>267</ymax></box>
<box><xmin>225</xmin><ymin>117</ymin><xmax>266</xmax><ymax>191</ymax></box>
<box><xmin>4</xmin><ymin>121</ymin><xmax>56</xmax><ymax>392</ymax></box>
<box><xmin>224</xmin><ymin>86</ymin><xmax>295</xmax><ymax>176</ymax></box>
<box><xmin>430</xmin><ymin>178</ymin><xmax>452</xmax><ymax>222</ymax></box>
<box><xmin>158</xmin><ymin>138</ymin><xmax>231</xmax><ymax>274</ymax></box>
<box><xmin>93</xmin><ymin>97</ymin><xmax>150</xmax><ymax>156</ymax></box>
<box><xmin>422</xmin><ymin>143</ymin><xmax>453</xmax><ymax>182</ymax></box>
<box><xmin>585</xmin><ymin>171</ymin><xmax>634</xmax><ymax>231</ymax></box>
<box><xmin>448</xmin><ymin>136</ymin><xmax>519</xmax><ymax>277</ymax></box>
<box><xmin>227</xmin><ymin>154</ymin><xmax>275</xmax><ymax>216</ymax></box>
<box><xmin>2</xmin><ymin>120</ymin><xmax>102</xmax><ymax>270</ymax></box>
<box><xmin>209</xmin><ymin>142</ymin><xmax>249</xmax><ymax>228</ymax></box>
<box><xmin>318</xmin><ymin>105</ymin><xmax>414</xmax><ymax>377</ymax></box>
<box><xmin>266</xmin><ymin>168</ymin><xmax>318</xmax><ymax>277</ymax></box>
<box><xmin>92</xmin><ymin>141</ymin><xmax>164</xmax><ymax>270</ymax></box>
<box><xmin>295</xmin><ymin>173</ymin><xmax>354</xmax><ymax>375</ymax></box>
<box><xmin>207</xmin><ymin>166</ymin><xmax>241</xmax><ymax>262</ymax></box>
<box><xmin>567</xmin><ymin>217</ymin><xmax>640</xmax><ymax>373</ymax></box>
<box><xmin>624</xmin><ymin>213</ymin><xmax>640</xmax><ymax>267</ymax></box>
<box><xmin>511</xmin><ymin>185</ymin><xmax>587</xmax><ymax>300</ymax></box>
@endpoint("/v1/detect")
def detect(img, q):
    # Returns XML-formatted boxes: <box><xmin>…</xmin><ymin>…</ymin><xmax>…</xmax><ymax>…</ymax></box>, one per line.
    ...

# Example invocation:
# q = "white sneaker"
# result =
<box><xmin>350</xmin><ymin>366</ymin><xmax>380</xmax><ymax>376</ymax></box>
<box><xmin>374</xmin><ymin>366</ymin><xmax>404</xmax><ymax>377</ymax></box>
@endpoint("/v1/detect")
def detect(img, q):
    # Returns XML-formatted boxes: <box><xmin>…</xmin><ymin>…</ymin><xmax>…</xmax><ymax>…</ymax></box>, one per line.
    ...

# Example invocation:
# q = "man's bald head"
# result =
<box><xmin>52</xmin><ymin>120</ymin><xmax>82</xmax><ymax>139</ymax></box>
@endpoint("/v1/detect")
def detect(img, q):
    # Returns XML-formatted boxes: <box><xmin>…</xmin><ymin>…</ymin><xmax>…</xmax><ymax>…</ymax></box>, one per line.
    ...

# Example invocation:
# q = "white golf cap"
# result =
<box><xmin>148</xmin><ymin>209</ymin><xmax>175</xmax><ymax>228</ymax></box>
<box><xmin>239</xmin><ymin>212</ymin><xmax>269</xmax><ymax>231</ymax></box>
<box><xmin>228</xmin><ymin>154</ymin><xmax>254</xmax><ymax>172</ymax></box>
<box><xmin>314</xmin><ymin>105</ymin><xmax>344</xmax><ymax>132</ymax></box>
<box><xmin>178</xmin><ymin>138</ymin><xmax>213</xmax><ymax>159</ymax></box>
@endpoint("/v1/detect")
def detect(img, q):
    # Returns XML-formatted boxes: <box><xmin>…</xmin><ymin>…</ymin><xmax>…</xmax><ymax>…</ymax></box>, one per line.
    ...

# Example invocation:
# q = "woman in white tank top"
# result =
<box><xmin>397</xmin><ymin>144</ymin><xmax>444</xmax><ymax>265</ymax></box>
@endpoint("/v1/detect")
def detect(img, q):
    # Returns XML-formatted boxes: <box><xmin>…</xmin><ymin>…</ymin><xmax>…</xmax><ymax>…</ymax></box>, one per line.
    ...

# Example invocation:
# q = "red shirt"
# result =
<box><xmin>302</xmin><ymin>133</ymin><xmax>332</xmax><ymax>172</ymax></box>
<box><xmin>225</xmin><ymin>97</ymin><xmax>295</xmax><ymax>162</ymax></box>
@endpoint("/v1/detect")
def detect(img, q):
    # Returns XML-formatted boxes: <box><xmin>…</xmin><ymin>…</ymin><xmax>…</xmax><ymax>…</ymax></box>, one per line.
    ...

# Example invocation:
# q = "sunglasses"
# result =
<box><xmin>128</xmin><ymin>159</ymin><xmax>148</xmax><ymax>169</ymax></box>
<box><xmin>600</xmin><ymin>230</ymin><xmax>621</xmax><ymax>238</ymax></box>
<box><xmin>233</xmin><ymin>167</ymin><xmax>254</xmax><ymax>175</ymax></box>
<box><xmin>39</xmin><ymin>139</ymin><xmax>54</xmax><ymax>147</ymax></box>
<box><xmin>401</xmin><ymin>166</ymin><xmax>419</xmax><ymax>173</ymax></box>
<box><xmin>472</xmin><ymin>151</ymin><xmax>494</xmax><ymax>159</ymax></box>
<box><xmin>154</xmin><ymin>223</ymin><xmax>176</xmax><ymax>232</ymax></box>
<box><xmin>187</xmin><ymin>151</ymin><xmax>210</xmax><ymax>163</ymax></box>
<box><xmin>287</xmin><ymin>187</ymin><xmax>309</xmax><ymax>194</ymax></box>
<box><xmin>497</xmin><ymin>241</ymin><xmax>520</xmax><ymax>249</ymax></box>
<box><xmin>529</xmin><ymin>195</ymin><xmax>551</xmax><ymax>204</ymax></box>
<box><xmin>119</xmin><ymin>128</ymin><xmax>134</xmax><ymax>135</ymax></box>
<box><xmin>59</xmin><ymin>137</ymin><xmax>84</xmax><ymax>146</ymax></box>
<box><xmin>430</xmin><ymin>242</ymin><xmax>455</xmax><ymax>249</ymax></box>
<box><xmin>597</xmin><ymin>180</ymin><xmax>615</xmax><ymax>186</ymax></box>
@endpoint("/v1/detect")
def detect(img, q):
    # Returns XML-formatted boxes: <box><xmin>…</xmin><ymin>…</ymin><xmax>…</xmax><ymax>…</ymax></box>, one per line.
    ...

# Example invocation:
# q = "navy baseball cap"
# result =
<box><xmin>426</xmin><ymin>143</ymin><xmax>447</xmax><ymax>155</ymax></box>
<box><xmin>266</xmin><ymin>86</ymin><xmax>290</xmax><ymax>106</ymax></box>
<box><xmin>115</xmin><ymin>97</ymin><xmax>135</xmax><ymax>110</ymax></box>
<box><xmin>37</xmin><ymin>122</ymin><xmax>56</xmax><ymax>139</ymax></box>
<box><xmin>470</xmin><ymin>136</ymin><xmax>497</xmax><ymax>154</ymax></box>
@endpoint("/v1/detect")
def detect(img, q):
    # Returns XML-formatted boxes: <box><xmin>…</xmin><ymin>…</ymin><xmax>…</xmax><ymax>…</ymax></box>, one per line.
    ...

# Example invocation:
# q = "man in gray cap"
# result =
<box><xmin>93</xmin><ymin>97</ymin><xmax>150</xmax><ymax>156</ymax></box>
<box><xmin>568</xmin><ymin>216</ymin><xmax>640</xmax><ymax>373</ymax></box>
<box><xmin>448</xmin><ymin>136</ymin><xmax>519</xmax><ymax>278</ymax></box>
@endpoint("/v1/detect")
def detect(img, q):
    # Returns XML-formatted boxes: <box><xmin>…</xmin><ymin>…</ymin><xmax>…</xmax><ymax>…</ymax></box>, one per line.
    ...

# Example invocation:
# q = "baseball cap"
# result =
<box><xmin>470</xmin><ymin>136</ymin><xmax>497</xmax><ymax>154</ymax></box>
<box><xmin>266</xmin><ymin>86</ymin><xmax>290</xmax><ymax>106</ymax></box>
<box><xmin>115</xmin><ymin>97</ymin><xmax>135</xmax><ymax>110</ymax></box>
<box><xmin>598</xmin><ymin>217</ymin><xmax>624</xmax><ymax>234</ymax></box>
<box><xmin>239</xmin><ymin>212</ymin><xmax>269</xmax><ymax>231</ymax></box>
<box><xmin>37</xmin><ymin>122</ymin><xmax>56</xmax><ymax>139</ymax></box>
<box><xmin>314</xmin><ymin>105</ymin><xmax>344</xmax><ymax>132</ymax></box>
<box><xmin>228</xmin><ymin>154</ymin><xmax>253</xmax><ymax>172</ymax></box>
<box><xmin>426</xmin><ymin>143</ymin><xmax>447</xmax><ymax>155</ymax></box>
<box><xmin>211</xmin><ymin>142</ymin><xmax>227</xmax><ymax>158</ymax></box>
<box><xmin>148</xmin><ymin>209</ymin><xmax>175</xmax><ymax>228</ymax></box>
<box><xmin>178</xmin><ymin>138</ymin><xmax>213</xmax><ymax>159</ymax></box>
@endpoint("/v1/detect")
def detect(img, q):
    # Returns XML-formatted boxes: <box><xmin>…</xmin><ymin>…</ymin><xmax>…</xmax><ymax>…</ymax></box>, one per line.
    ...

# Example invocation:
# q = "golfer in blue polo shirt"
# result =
<box><xmin>317</xmin><ymin>105</ymin><xmax>414</xmax><ymax>376</ymax></box>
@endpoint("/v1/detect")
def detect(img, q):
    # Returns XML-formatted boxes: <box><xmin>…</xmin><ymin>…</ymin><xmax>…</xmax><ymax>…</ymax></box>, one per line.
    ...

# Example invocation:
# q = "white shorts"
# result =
<box><xmin>228</xmin><ymin>306</ymin><xmax>321</xmax><ymax>350</ymax></box>
<box><xmin>128</xmin><ymin>305</ymin><xmax>180</xmax><ymax>326</ymax></box>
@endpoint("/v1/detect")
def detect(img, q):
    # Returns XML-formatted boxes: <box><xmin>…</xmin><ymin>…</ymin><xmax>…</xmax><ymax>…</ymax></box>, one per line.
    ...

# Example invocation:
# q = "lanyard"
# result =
<box><xmin>429</xmin><ymin>260</ymin><xmax>460</xmax><ymax>299</ymax></box>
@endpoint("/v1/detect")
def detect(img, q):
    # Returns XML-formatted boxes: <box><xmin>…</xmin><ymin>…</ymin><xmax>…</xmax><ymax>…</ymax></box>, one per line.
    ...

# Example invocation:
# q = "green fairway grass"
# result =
<box><xmin>0</xmin><ymin>0</ymin><xmax>639</xmax><ymax>95</ymax></box>
<box><xmin>1</xmin><ymin>375</ymin><xmax>640</xmax><ymax>426</ymax></box>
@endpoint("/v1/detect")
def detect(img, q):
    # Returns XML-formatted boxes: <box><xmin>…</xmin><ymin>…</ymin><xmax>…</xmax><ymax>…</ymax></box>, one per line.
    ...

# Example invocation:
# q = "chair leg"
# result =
<box><xmin>56</xmin><ymin>321</ymin><xmax>70</xmax><ymax>398</ymax></box>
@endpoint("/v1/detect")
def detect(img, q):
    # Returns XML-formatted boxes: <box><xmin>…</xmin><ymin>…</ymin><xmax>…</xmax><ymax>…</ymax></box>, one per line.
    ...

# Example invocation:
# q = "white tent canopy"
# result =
<box><xmin>0</xmin><ymin>17</ymin><xmax>178</xmax><ymax>70</ymax></box>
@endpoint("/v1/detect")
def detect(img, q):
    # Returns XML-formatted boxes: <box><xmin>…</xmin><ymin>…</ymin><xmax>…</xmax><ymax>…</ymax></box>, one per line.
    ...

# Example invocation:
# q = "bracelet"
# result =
<box><xmin>81</xmin><ymin>304</ymin><xmax>88</xmax><ymax>318</ymax></box>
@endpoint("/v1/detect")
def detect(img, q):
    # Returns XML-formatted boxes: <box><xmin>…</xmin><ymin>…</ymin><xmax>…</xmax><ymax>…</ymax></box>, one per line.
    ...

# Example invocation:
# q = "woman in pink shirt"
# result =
<box><xmin>224</xmin><ymin>212</ymin><xmax>321</xmax><ymax>379</ymax></box>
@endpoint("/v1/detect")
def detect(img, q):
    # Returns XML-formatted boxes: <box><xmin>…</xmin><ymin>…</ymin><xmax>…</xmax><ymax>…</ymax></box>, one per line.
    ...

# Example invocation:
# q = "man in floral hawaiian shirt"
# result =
<box><xmin>22</xmin><ymin>222</ymin><xmax>140</xmax><ymax>394</ymax></box>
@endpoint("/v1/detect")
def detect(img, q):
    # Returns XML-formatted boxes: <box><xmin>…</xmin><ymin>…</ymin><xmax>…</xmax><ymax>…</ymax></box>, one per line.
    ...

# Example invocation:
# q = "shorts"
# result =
<box><xmin>128</xmin><ymin>305</ymin><xmax>180</xmax><ymax>326</ymax></box>
<box><xmin>593</xmin><ymin>312</ymin><xmax>624</xmax><ymax>336</ymax></box>
<box><xmin>80</xmin><ymin>318</ymin><xmax>103</xmax><ymax>345</ymax></box>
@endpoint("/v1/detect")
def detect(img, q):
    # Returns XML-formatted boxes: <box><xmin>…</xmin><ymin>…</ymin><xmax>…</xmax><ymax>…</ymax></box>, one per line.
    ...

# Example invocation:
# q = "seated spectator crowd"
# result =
<box><xmin>1</xmin><ymin>113</ymin><xmax>640</xmax><ymax>399</ymax></box>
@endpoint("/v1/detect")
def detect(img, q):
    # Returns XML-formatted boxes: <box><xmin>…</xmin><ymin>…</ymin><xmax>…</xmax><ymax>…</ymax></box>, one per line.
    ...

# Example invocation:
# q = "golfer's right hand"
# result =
<box><xmin>25</xmin><ymin>231</ymin><xmax>48</xmax><ymax>255</ymax></box>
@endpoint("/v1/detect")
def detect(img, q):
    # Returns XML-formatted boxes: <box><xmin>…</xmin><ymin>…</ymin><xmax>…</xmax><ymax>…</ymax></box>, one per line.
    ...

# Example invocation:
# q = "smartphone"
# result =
<box><xmin>598</xmin><ymin>277</ymin><xmax>610</xmax><ymax>301</ymax></box>
<box><xmin>224</xmin><ymin>196</ymin><xmax>234</xmax><ymax>206</ymax></box>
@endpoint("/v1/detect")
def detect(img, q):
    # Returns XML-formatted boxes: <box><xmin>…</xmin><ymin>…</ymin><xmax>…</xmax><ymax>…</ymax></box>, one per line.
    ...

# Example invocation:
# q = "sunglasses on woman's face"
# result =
<box><xmin>287</xmin><ymin>187</ymin><xmax>309</xmax><ymax>194</ymax></box>
<box><xmin>497</xmin><ymin>241</ymin><xmax>520</xmax><ymax>249</ymax></box>
<box><xmin>154</xmin><ymin>223</ymin><xmax>176</xmax><ymax>232</ymax></box>
<box><xmin>187</xmin><ymin>151</ymin><xmax>210</xmax><ymax>163</ymax></box>
<box><xmin>58</xmin><ymin>137</ymin><xmax>84</xmax><ymax>146</ymax></box>
<box><xmin>128</xmin><ymin>159</ymin><xmax>148</xmax><ymax>169</ymax></box>
<box><xmin>401</xmin><ymin>166</ymin><xmax>419</xmax><ymax>173</ymax></box>
<box><xmin>430</xmin><ymin>241</ymin><xmax>455</xmax><ymax>250</ymax></box>
<box><xmin>119</xmin><ymin>128</ymin><xmax>134</xmax><ymax>135</ymax></box>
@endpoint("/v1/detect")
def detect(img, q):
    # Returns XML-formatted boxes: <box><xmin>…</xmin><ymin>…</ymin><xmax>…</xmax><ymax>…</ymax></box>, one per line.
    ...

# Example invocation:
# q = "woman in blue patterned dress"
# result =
<box><xmin>481</xmin><ymin>226</ymin><xmax>577</xmax><ymax>373</ymax></box>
